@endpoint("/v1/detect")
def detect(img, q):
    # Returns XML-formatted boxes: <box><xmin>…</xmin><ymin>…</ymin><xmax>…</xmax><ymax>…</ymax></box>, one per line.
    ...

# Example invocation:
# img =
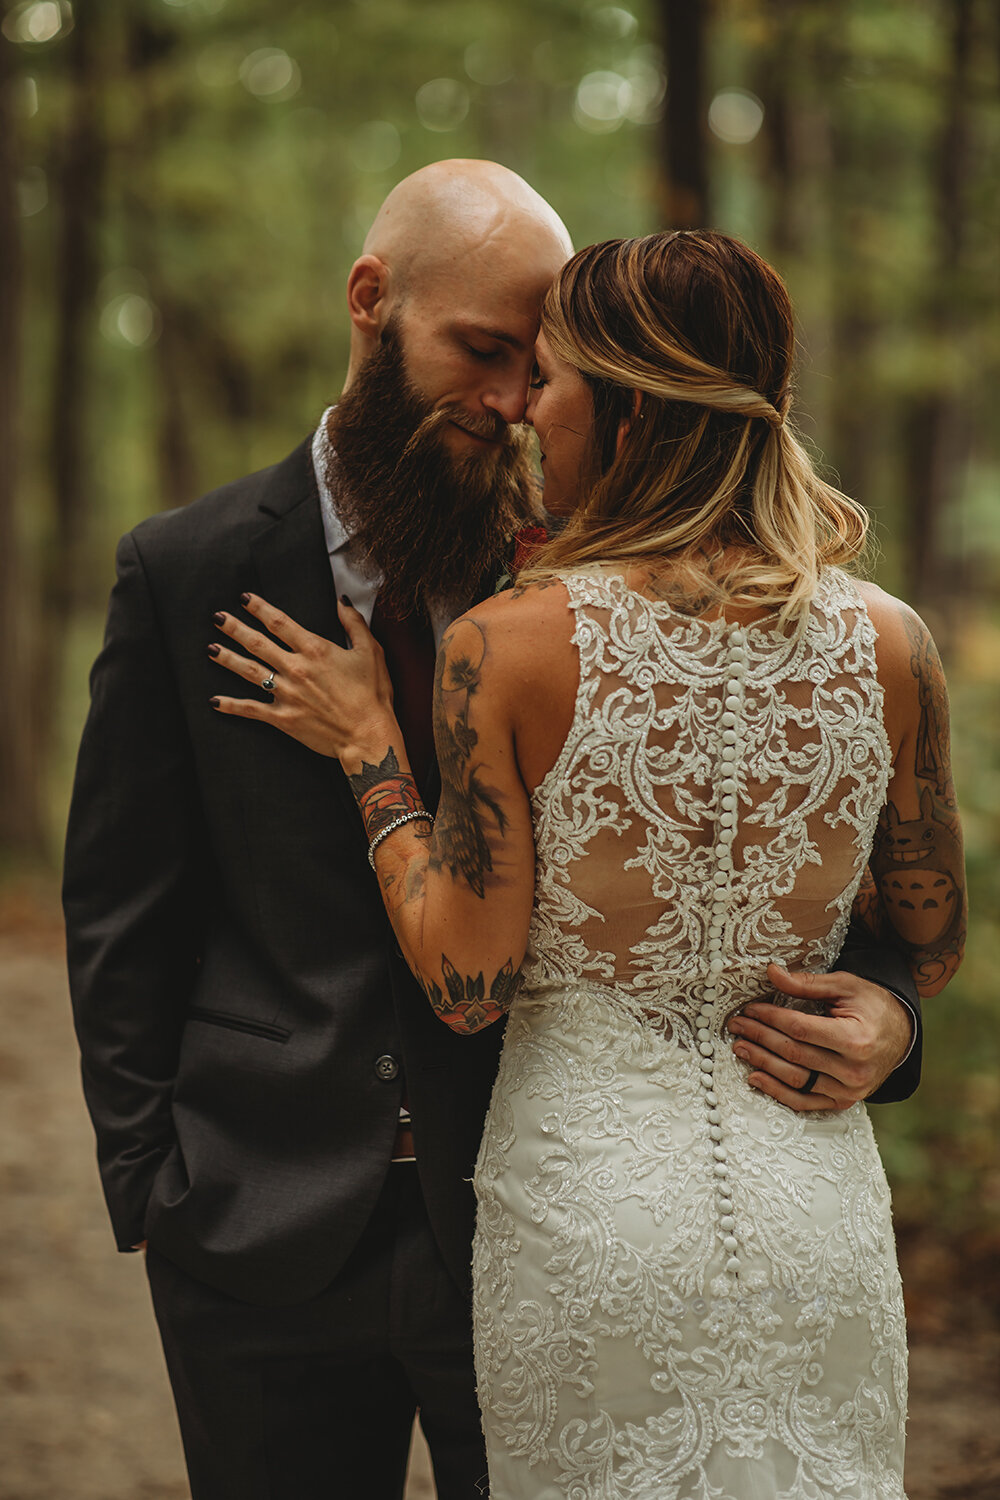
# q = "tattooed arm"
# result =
<box><xmin>210</xmin><ymin>594</ymin><xmax>536</xmax><ymax>1033</ymax></box>
<box><xmin>854</xmin><ymin>591</ymin><xmax>967</xmax><ymax>996</ymax></box>
<box><xmin>350</xmin><ymin>611</ymin><xmax>535</xmax><ymax>1032</ymax></box>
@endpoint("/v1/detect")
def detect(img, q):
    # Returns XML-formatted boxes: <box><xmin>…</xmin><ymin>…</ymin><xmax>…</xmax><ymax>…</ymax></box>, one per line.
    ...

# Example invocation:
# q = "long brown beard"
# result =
<box><xmin>326</xmin><ymin>319</ymin><xmax>540</xmax><ymax>617</ymax></box>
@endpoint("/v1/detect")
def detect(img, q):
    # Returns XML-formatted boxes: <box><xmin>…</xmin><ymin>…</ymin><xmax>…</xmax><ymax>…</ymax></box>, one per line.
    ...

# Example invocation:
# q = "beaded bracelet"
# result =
<box><xmin>367</xmin><ymin>810</ymin><xmax>434</xmax><ymax>869</ymax></box>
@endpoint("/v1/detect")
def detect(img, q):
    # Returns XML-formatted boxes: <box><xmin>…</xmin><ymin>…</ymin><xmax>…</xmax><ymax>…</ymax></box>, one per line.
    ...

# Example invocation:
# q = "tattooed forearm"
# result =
<box><xmin>420</xmin><ymin>954</ymin><xmax>523</xmax><ymax>1033</ymax></box>
<box><xmin>347</xmin><ymin>746</ymin><xmax>425</xmax><ymax>841</ymax></box>
<box><xmin>430</xmin><ymin>619</ymin><xmax>510</xmax><ymax>898</ymax></box>
<box><xmin>375</xmin><ymin>849</ymin><xmax>428</xmax><ymax>921</ymax></box>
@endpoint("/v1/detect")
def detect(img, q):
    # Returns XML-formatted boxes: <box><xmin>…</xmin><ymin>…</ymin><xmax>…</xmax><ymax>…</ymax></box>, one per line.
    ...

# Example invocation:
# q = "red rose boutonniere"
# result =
<box><xmin>513</xmin><ymin>524</ymin><xmax>549</xmax><ymax>571</ymax></box>
<box><xmin>494</xmin><ymin>524</ymin><xmax>549</xmax><ymax>594</ymax></box>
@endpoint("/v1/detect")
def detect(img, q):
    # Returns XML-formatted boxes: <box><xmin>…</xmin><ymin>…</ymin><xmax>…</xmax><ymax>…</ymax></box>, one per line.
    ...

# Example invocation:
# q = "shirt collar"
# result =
<box><xmin>311</xmin><ymin>407</ymin><xmax>352</xmax><ymax>557</ymax></box>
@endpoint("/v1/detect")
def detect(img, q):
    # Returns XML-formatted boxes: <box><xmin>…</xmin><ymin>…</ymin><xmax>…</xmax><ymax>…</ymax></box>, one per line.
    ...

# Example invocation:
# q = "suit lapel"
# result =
<box><xmin>247</xmin><ymin>438</ymin><xmax>360</xmax><ymax>831</ymax></box>
<box><xmin>248</xmin><ymin>440</ymin><xmax>344</xmax><ymax>648</ymax></box>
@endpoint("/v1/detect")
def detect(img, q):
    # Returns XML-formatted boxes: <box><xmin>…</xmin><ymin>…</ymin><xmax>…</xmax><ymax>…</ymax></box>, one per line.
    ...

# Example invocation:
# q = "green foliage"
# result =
<box><xmin>5</xmin><ymin>0</ymin><xmax>999</xmax><ymax>1231</ymax></box>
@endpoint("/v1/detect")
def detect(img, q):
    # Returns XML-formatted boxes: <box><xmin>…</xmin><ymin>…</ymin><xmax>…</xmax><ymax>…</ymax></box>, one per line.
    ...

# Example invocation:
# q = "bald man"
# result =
<box><xmin>65</xmin><ymin>161</ymin><xmax>920</xmax><ymax>1499</ymax></box>
<box><xmin>64</xmin><ymin>160</ymin><xmax>569</xmax><ymax>1500</ymax></box>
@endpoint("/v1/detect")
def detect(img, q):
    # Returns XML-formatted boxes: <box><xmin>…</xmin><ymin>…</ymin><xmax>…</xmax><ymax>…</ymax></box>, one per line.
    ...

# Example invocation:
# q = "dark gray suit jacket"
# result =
<box><xmin>64</xmin><ymin>437</ymin><xmax>921</xmax><ymax>1308</ymax></box>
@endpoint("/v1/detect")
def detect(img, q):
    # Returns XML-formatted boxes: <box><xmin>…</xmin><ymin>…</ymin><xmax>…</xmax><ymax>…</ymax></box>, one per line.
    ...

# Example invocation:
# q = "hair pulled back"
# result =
<box><xmin>523</xmin><ymin>231</ymin><xmax>868</xmax><ymax>621</ymax></box>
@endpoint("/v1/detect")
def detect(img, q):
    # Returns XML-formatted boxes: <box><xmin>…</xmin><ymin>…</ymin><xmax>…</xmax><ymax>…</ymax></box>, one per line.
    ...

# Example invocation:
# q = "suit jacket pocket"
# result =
<box><xmin>187</xmin><ymin>1006</ymin><xmax>291</xmax><ymax>1043</ymax></box>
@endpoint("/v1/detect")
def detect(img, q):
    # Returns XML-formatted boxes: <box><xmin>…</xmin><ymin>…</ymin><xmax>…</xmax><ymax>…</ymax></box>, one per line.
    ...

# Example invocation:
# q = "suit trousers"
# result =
<box><xmin>146</xmin><ymin>1164</ymin><xmax>488</xmax><ymax>1500</ymax></box>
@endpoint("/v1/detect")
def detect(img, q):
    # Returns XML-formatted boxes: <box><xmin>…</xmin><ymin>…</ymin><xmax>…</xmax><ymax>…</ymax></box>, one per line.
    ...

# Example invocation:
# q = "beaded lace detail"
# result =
<box><xmin>473</xmin><ymin>569</ymin><xmax>906</xmax><ymax>1499</ymax></box>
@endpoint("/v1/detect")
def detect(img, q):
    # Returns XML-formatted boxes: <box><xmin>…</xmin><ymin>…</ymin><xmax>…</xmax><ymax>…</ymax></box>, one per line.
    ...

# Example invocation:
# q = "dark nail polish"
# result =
<box><xmin>209</xmin><ymin>697</ymin><xmax>220</xmax><ymax>708</ymax></box>
<box><xmin>212</xmin><ymin>612</ymin><xmax>226</xmax><ymax>626</ymax></box>
<box><xmin>240</xmin><ymin>593</ymin><xmax>251</xmax><ymax>605</ymax></box>
<box><xmin>340</xmin><ymin>593</ymin><xmax>353</xmax><ymax>607</ymax></box>
<box><xmin>207</xmin><ymin>643</ymin><xmax>220</xmax><ymax>658</ymax></box>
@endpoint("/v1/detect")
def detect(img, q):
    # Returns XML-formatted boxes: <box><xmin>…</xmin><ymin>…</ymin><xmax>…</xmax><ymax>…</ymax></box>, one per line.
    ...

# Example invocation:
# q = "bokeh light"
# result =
<box><xmin>590</xmin><ymin>6</ymin><xmax>639</xmax><ymax>40</ymax></box>
<box><xmin>463</xmin><ymin>42</ymin><xmax>513</xmax><ymax>87</ymax></box>
<box><xmin>2</xmin><ymin>0</ymin><xmax>73</xmax><ymax>45</ymax></box>
<box><xmin>239</xmin><ymin>48</ymin><xmax>302</xmax><ymax>103</ymax></box>
<box><xmin>18</xmin><ymin>167</ymin><xmax>47</xmax><ymax>218</ymax></box>
<box><xmin>574</xmin><ymin>71</ymin><xmax>630</xmax><ymax>134</ymax></box>
<box><xmin>100</xmin><ymin>294</ymin><xmax>160</xmax><ymax>349</ymax></box>
<box><xmin>415</xmin><ymin>78</ymin><xmax>470</xmax><ymax>132</ymax></box>
<box><xmin>349</xmin><ymin>121</ymin><xmax>402</xmax><ymax>174</ymax></box>
<box><xmin>708</xmin><ymin>89</ymin><xmax>765</xmax><ymax>145</ymax></box>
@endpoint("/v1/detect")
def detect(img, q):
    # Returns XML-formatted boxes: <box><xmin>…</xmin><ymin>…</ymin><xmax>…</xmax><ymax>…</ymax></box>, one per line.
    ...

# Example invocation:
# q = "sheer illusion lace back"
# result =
<box><xmin>473</xmin><ymin>569</ymin><xmax>907</xmax><ymax>1500</ymax></box>
<box><xmin>524</xmin><ymin>568</ymin><xmax>892</xmax><ymax>1028</ymax></box>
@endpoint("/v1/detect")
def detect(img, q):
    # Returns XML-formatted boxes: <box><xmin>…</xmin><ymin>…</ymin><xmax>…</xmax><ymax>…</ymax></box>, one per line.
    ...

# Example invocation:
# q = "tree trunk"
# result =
<box><xmin>0</xmin><ymin>35</ymin><xmax>46</xmax><ymax>857</ymax></box>
<box><xmin>903</xmin><ymin>0</ymin><xmax>975</xmax><ymax>607</ymax></box>
<box><xmin>820</xmin><ymin>9</ymin><xmax>881</xmax><ymax>512</ymax></box>
<box><xmin>655</xmin><ymin>0</ymin><xmax>710</xmax><ymax>228</ymax></box>
<box><xmin>33</xmin><ymin>0</ymin><xmax>105</xmax><ymax>796</ymax></box>
<box><xmin>123</xmin><ymin>12</ymin><xmax>199</xmax><ymax>512</ymax></box>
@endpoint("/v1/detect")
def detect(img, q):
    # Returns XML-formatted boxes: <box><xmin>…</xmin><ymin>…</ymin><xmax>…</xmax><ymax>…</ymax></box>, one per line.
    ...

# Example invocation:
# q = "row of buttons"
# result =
<box><xmin>697</xmin><ymin>624</ymin><xmax>749</xmax><ymax>1280</ymax></box>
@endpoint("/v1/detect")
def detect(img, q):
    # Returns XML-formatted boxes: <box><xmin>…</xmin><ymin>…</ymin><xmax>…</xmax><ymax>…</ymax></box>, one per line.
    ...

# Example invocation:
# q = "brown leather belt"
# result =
<box><xmin>391</xmin><ymin>1122</ymin><xmax>415</xmax><ymax>1161</ymax></box>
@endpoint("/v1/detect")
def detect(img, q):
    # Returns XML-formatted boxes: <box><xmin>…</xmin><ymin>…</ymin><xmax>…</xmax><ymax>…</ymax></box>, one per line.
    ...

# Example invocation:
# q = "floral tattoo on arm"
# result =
<box><xmin>431</xmin><ymin>619</ymin><xmax>509</xmax><ymax>899</ymax></box>
<box><xmin>420</xmin><ymin>955</ymin><xmax>523</xmax><ymax>1033</ymax></box>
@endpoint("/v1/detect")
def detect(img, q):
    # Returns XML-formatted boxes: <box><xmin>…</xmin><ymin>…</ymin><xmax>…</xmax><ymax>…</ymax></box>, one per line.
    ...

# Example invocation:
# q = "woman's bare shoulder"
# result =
<box><xmin>853</xmin><ymin>579</ymin><xmax>935</xmax><ymax>681</ymax></box>
<box><xmin>457</xmin><ymin>577</ymin><xmax>573</xmax><ymax>641</ymax></box>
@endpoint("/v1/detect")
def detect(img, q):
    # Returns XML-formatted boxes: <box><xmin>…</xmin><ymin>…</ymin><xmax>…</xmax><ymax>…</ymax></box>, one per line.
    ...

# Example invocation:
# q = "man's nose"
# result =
<box><xmin>482</xmin><ymin>374</ymin><xmax>530</xmax><ymax>427</ymax></box>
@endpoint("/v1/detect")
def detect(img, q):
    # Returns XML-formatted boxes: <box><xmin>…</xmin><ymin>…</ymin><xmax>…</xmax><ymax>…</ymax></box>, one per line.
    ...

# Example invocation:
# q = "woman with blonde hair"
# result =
<box><xmin>212</xmin><ymin>231</ymin><xmax>965</xmax><ymax>1497</ymax></box>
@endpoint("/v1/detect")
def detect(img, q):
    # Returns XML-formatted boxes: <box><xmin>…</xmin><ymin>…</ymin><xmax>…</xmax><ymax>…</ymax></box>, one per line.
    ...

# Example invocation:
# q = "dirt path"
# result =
<box><xmin>1</xmin><ymin>933</ymin><xmax>996</xmax><ymax>1499</ymax></box>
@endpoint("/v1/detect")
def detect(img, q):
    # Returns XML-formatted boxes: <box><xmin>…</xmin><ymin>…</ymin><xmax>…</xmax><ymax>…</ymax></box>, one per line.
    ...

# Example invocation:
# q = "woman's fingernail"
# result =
<box><xmin>209</xmin><ymin>697</ymin><xmax>220</xmax><ymax>708</ymax></box>
<box><xmin>340</xmin><ymin>593</ymin><xmax>353</xmax><ymax>607</ymax></box>
<box><xmin>728</xmin><ymin>1018</ymin><xmax>743</xmax><ymax>1033</ymax></box>
<box><xmin>240</xmin><ymin>593</ymin><xmax>251</xmax><ymax>605</ymax></box>
<box><xmin>734</xmin><ymin>1046</ymin><xmax>750</xmax><ymax>1061</ymax></box>
<box><xmin>207</xmin><ymin>643</ymin><xmax>220</xmax><ymax>658</ymax></box>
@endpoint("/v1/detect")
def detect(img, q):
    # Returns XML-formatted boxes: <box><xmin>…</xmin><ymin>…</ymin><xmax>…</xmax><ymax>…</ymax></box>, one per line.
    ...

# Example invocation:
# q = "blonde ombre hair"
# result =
<box><xmin>522</xmin><ymin>232</ymin><xmax>868</xmax><ymax>623</ymax></box>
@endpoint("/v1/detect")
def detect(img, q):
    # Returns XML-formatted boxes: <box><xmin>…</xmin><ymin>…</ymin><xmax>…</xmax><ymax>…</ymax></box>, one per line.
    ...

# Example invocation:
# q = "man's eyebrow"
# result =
<box><xmin>453</xmin><ymin>323</ymin><xmax>527</xmax><ymax>351</ymax></box>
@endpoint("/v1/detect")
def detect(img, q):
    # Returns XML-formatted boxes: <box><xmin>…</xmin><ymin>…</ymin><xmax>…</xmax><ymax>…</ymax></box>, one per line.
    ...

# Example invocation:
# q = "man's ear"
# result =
<box><xmin>615</xmin><ymin>390</ymin><xmax>644</xmax><ymax>458</ymax></box>
<box><xmin>347</xmin><ymin>254</ymin><xmax>390</xmax><ymax>337</ymax></box>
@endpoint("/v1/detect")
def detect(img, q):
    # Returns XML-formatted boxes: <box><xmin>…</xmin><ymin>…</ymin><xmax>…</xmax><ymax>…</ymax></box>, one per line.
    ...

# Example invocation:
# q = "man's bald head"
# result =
<box><xmin>344</xmin><ymin>161</ymin><xmax>571</xmax><ymax>402</ymax></box>
<box><xmin>361</xmin><ymin>159</ymin><xmax>572</xmax><ymax>300</ymax></box>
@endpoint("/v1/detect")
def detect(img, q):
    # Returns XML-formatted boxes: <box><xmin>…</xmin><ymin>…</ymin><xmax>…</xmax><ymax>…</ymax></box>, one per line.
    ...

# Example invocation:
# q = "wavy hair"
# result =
<box><xmin>522</xmin><ymin>231</ymin><xmax>868</xmax><ymax>622</ymax></box>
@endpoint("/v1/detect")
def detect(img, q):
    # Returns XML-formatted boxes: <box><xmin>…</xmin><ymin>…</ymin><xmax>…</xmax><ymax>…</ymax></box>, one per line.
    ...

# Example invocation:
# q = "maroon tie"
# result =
<box><xmin>368</xmin><ymin>594</ymin><xmax>437</xmax><ymax>803</ymax></box>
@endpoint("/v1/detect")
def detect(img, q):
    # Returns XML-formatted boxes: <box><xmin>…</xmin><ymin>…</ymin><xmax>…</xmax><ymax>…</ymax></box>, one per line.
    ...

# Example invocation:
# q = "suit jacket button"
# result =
<box><xmin>375</xmin><ymin>1054</ymin><xmax>399</xmax><ymax>1082</ymax></box>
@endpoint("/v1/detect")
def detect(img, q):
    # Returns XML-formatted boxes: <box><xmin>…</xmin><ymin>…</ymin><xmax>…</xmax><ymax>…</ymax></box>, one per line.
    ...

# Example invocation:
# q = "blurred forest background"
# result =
<box><xmin>0</xmin><ymin>0</ymin><xmax>998</xmax><ymax>1291</ymax></box>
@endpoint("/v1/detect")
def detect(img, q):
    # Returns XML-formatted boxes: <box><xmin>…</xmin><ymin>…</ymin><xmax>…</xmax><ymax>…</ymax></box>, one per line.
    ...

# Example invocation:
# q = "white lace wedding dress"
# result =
<box><xmin>472</xmin><ymin>569</ymin><xmax>907</xmax><ymax>1499</ymax></box>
